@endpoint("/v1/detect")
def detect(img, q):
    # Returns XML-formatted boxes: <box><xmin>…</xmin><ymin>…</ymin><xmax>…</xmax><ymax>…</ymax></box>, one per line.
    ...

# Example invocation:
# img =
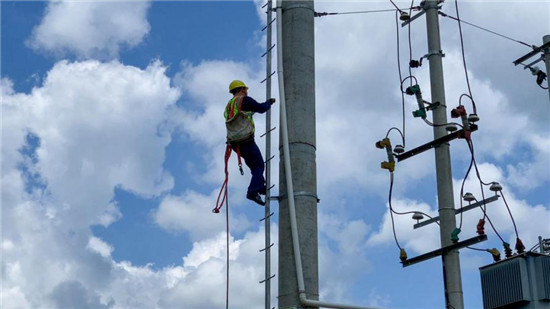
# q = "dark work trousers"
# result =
<box><xmin>231</xmin><ymin>139</ymin><xmax>266</xmax><ymax>195</ymax></box>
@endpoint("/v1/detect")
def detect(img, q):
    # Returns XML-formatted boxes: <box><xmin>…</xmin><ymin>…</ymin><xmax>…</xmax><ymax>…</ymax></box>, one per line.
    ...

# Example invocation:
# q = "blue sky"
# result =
<box><xmin>2</xmin><ymin>1</ymin><xmax>549</xmax><ymax>309</ymax></box>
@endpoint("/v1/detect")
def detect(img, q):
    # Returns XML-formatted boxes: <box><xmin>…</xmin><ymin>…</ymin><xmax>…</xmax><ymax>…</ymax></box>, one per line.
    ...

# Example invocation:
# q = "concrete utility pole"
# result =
<box><xmin>424</xmin><ymin>1</ymin><xmax>464</xmax><ymax>308</ymax></box>
<box><xmin>278</xmin><ymin>0</ymin><xmax>318</xmax><ymax>308</ymax></box>
<box><xmin>543</xmin><ymin>35</ymin><xmax>550</xmax><ymax>101</ymax></box>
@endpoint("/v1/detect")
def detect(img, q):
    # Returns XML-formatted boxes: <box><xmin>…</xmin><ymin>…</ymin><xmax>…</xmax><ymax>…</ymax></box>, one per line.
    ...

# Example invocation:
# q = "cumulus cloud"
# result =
<box><xmin>2</xmin><ymin>59</ymin><xmax>180</xmax><ymax>308</ymax></box>
<box><xmin>152</xmin><ymin>191</ymin><xmax>254</xmax><ymax>241</ymax></box>
<box><xmin>27</xmin><ymin>0</ymin><xmax>151</xmax><ymax>59</ymax></box>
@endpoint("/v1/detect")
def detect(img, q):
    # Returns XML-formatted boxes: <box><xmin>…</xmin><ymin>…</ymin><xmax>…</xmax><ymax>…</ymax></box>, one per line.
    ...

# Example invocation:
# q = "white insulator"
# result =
<box><xmin>463</xmin><ymin>192</ymin><xmax>476</xmax><ymax>202</ymax></box>
<box><xmin>490</xmin><ymin>182</ymin><xmax>503</xmax><ymax>192</ymax></box>
<box><xmin>446</xmin><ymin>124</ymin><xmax>458</xmax><ymax>132</ymax></box>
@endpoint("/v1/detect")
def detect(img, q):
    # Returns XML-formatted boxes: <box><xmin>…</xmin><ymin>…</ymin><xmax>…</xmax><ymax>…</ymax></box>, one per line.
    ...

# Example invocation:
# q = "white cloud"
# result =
<box><xmin>87</xmin><ymin>236</ymin><xmax>114</xmax><ymax>258</ymax></box>
<box><xmin>153</xmin><ymin>191</ymin><xmax>253</xmax><ymax>241</ymax></box>
<box><xmin>27</xmin><ymin>0</ymin><xmax>151</xmax><ymax>59</ymax></box>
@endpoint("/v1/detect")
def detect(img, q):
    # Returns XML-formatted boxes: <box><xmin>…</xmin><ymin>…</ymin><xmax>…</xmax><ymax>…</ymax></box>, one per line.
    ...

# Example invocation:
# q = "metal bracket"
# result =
<box><xmin>413</xmin><ymin>195</ymin><xmax>499</xmax><ymax>229</ymax></box>
<box><xmin>401</xmin><ymin>9</ymin><xmax>426</xmax><ymax>27</ymax></box>
<box><xmin>402</xmin><ymin>235</ymin><xmax>487</xmax><ymax>267</ymax></box>
<box><xmin>513</xmin><ymin>41</ymin><xmax>550</xmax><ymax>66</ymax></box>
<box><xmin>396</xmin><ymin>124</ymin><xmax>478</xmax><ymax>162</ymax></box>
<box><xmin>271</xmin><ymin>191</ymin><xmax>320</xmax><ymax>203</ymax></box>
<box><xmin>424</xmin><ymin>50</ymin><xmax>445</xmax><ymax>60</ymax></box>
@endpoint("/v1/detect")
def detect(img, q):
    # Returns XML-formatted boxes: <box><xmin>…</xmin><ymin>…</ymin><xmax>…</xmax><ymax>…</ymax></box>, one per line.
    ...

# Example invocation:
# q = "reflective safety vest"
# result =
<box><xmin>224</xmin><ymin>96</ymin><xmax>254</xmax><ymax>143</ymax></box>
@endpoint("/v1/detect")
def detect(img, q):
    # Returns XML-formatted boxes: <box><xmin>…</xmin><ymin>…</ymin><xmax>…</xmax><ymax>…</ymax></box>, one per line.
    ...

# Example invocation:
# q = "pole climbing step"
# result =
<box><xmin>261</xmin><ymin>127</ymin><xmax>277</xmax><ymax>138</ymax></box>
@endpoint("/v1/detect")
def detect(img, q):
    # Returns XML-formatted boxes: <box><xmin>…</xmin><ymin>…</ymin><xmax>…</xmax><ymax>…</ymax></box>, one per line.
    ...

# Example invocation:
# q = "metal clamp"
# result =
<box><xmin>424</xmin><ymin>50</ymin><xmax>445</xmax><ymax>59</ymax></box>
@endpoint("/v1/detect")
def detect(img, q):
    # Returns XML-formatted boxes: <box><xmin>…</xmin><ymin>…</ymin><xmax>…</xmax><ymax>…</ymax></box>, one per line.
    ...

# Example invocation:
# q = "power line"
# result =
<box><xmin>315</xmin><ymin>8</ymin><xmax>397</xmax><ymax>17</ymax></box>
<box><xmin>453</xmin><ymin>0</ymin><xmax>474</xmax><ymax>100</ymax></box>
<box><xmin>439</xmin><ymin>11</ymin><xmax>532</xmax><ymax>48</ymax></box>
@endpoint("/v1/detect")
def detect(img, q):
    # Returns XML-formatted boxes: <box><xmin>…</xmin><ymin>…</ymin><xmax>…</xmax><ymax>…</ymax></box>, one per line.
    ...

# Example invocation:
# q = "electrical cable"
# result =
<box><xmin>395</xmin><ymin>10</ymin><xmax>407</xmax><ymax>148</ymax></box>
<box><xmin>459</xmin><ymin>93</ymin><xmax>477</xmax><ymax>114</ymax></box>
<box><xmin>423</xmin><ymin>118</ymin><xmax>463</xmax><ymax>129</ymax></box>
<box><xmin>458</xmin><ymin>146</ymin><xmax>475</xmax><ymax>230</ymax></box>
<box><xmin>466</xmin><ymin>246</ymin><xmax>487</xmax><ymax>252</ymax></box>
<box><xmin>388</xmin><ymin>172</ymin><xmax>403</xmax><ymax>250</ymax></box>
<box><xmin>528</xmin><ymin>242</ymin><xmax>541</xmax><ymax>252</ymax></box>
<box><xmin>315</xmin><ymin>8</ymin><xmax>397</xmax><ymax>17</ymax></box>
<box><xmin>407</xmin><ymin>0</ymin><xmax>414</xmax><ymax>88</ymax></box>
<box><xmin>499</xmin><ymin>190</ymin><xmax>520</xmax><ymax>239</ymax></box>
<box><xmin>400</xmin><ymin>76</ymin><xmax>418</xmax><ymax>93</ymax></box>
<box><xmin>388</xmin><ymin>0</ymin><xmax>405</xmax><ymax>14</ymax></box>
<box><xmin>453</xmin><ymin>0</ymin><xmax>473</xmax><ymax>100</ymax></box>
<box><xmin>466</xmin><ymin>140</ymin><xmax>506</xmax><ymax>243</ymax></box>
<box><xmin>438</xmin><ymin>11</ymin><xmax>532</xmax><ymax>48</ymax></box>
<box><xmin>386</xmin><ymin>127</ymin><xmax>405</xmax><ymax>146</ymax></box>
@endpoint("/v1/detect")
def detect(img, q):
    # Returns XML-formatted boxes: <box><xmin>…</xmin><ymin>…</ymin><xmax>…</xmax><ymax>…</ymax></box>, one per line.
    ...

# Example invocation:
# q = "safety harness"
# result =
<box><xmin>213</xmin><ymin>97</ymin><xmax>251</xmax><ymax>213</ymax></box>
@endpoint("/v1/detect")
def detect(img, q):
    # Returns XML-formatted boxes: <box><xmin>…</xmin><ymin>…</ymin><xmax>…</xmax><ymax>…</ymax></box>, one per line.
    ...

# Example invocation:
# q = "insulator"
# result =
<box><xmin>399</xmin><ymin>11</ymin><xmax>410</xmax><ymax>21</ymax></box>
<box><xmin>463</xmin><ymin>192</ymin><xmax>475</xmax><ymax>202</ymax></box>
<box><xmin>515</xmin><ymin>238</ymin><xmax>525</xmax><ymax>254</ymax></box>
<box><xmin>399</xmin><ymin>248</ymin><xmax>408</xmax><ymax>262</ymax></box>
<box><xmin>503</xmin><ymin>242</ymin><xmax>513</xmax><ymax>258</ymax></box>
<box><xmin>490</xmin><ymin>182</ymin><xmax>503</xmax><ymax>192</ymax></box>
<box><xmin>468</xmin><ymin>113</ymin><xmax>479</xmax><ymax>122</ymax></box>
<box><xmin>446</xmin><ymin>124</ymin><xmax>458</xmax><ymax>132</ymax></box>
<box><xmin>412</xmin><ymin>212</ymin><xmax>424</xmax><ymax>221</ymax></box>
<box><xmin>451</xmin><ymin>228</ymin><xmax>461</xmax><ymax>243</ymax></box>
<box><xmin>487</xmin><ymin>248</ymin><xmax>501</xmax><ymax>262</ymax></box>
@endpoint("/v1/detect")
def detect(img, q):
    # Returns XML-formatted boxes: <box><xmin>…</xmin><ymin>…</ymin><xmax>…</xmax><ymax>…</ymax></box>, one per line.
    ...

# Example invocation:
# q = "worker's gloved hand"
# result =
<box><xmin>268</xmin><ymin>98</ymin><xmax>276</xmax><ymax>105</ymax></box>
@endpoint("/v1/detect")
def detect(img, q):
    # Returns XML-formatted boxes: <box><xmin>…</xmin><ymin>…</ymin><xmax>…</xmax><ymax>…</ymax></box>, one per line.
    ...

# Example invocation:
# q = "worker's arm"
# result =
<box><xmin>241</xmin><ymin>96</ymin><xmax>275</xmax><ymax>114</ymax></box>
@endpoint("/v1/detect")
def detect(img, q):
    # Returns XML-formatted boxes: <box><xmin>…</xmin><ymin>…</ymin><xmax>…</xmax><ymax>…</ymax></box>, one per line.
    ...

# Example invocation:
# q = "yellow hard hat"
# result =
<box><xmin>229</xmin><ymin>80</ymin><xmax>248</xmax><ymax>93</ymax></box>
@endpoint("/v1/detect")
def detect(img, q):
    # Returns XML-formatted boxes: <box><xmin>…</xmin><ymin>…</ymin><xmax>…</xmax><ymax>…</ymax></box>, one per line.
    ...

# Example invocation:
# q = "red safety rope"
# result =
<box><xmin>213</xmin><ymin>144</ymin><xmax>243</xmax><ymax>214</ymax></box>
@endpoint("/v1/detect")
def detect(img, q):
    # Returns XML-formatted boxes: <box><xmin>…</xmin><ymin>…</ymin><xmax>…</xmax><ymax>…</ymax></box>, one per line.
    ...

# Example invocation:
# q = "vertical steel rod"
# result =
<box><xmin>264</xmin><ymin>1</ymin><xmax>274</xmax><ymax>309</ymax></box>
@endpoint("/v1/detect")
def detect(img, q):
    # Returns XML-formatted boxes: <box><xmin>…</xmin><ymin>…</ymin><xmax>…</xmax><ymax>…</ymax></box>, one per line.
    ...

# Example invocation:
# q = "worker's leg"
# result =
<box><xmin>238</xmin><ymin>140</ymin><xmax>266</xmax><ymax>195</ymax></box>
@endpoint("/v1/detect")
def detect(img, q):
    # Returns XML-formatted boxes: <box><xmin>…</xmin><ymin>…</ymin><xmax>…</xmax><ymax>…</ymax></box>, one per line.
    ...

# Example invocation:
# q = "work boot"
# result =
<box><xmin>246</xmin><ymin>192</ymin><xmax>265</xmax><ymax>206</ymax></box>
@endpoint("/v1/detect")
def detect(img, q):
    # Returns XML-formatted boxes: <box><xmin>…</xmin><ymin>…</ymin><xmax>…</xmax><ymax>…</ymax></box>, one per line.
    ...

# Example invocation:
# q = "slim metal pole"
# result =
<box><xmin>424</xmin><ymin>1</ymin><xmax>464</xmax><ymax>308</ymax></box>
<box><xmin>543</xmin><ymin>35</ymin><xmax>550</xmax><ymax>101</ymax></box>
<box><xmin>278</xmin><ymin>0</ymin><xmax>318</xmax><ymax>308</ymax></box>
<box><xmin>264</xmin><ymin>1</ymin><xmax>274</xmax><ymax>308</ymax></box>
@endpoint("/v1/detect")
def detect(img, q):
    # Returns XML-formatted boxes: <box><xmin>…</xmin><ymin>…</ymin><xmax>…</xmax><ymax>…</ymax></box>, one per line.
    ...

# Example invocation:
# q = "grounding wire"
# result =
<box><xmin>439</xmin><ymin>11</ymin><xmax>532</xmax><ymax>48</ymax></box>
